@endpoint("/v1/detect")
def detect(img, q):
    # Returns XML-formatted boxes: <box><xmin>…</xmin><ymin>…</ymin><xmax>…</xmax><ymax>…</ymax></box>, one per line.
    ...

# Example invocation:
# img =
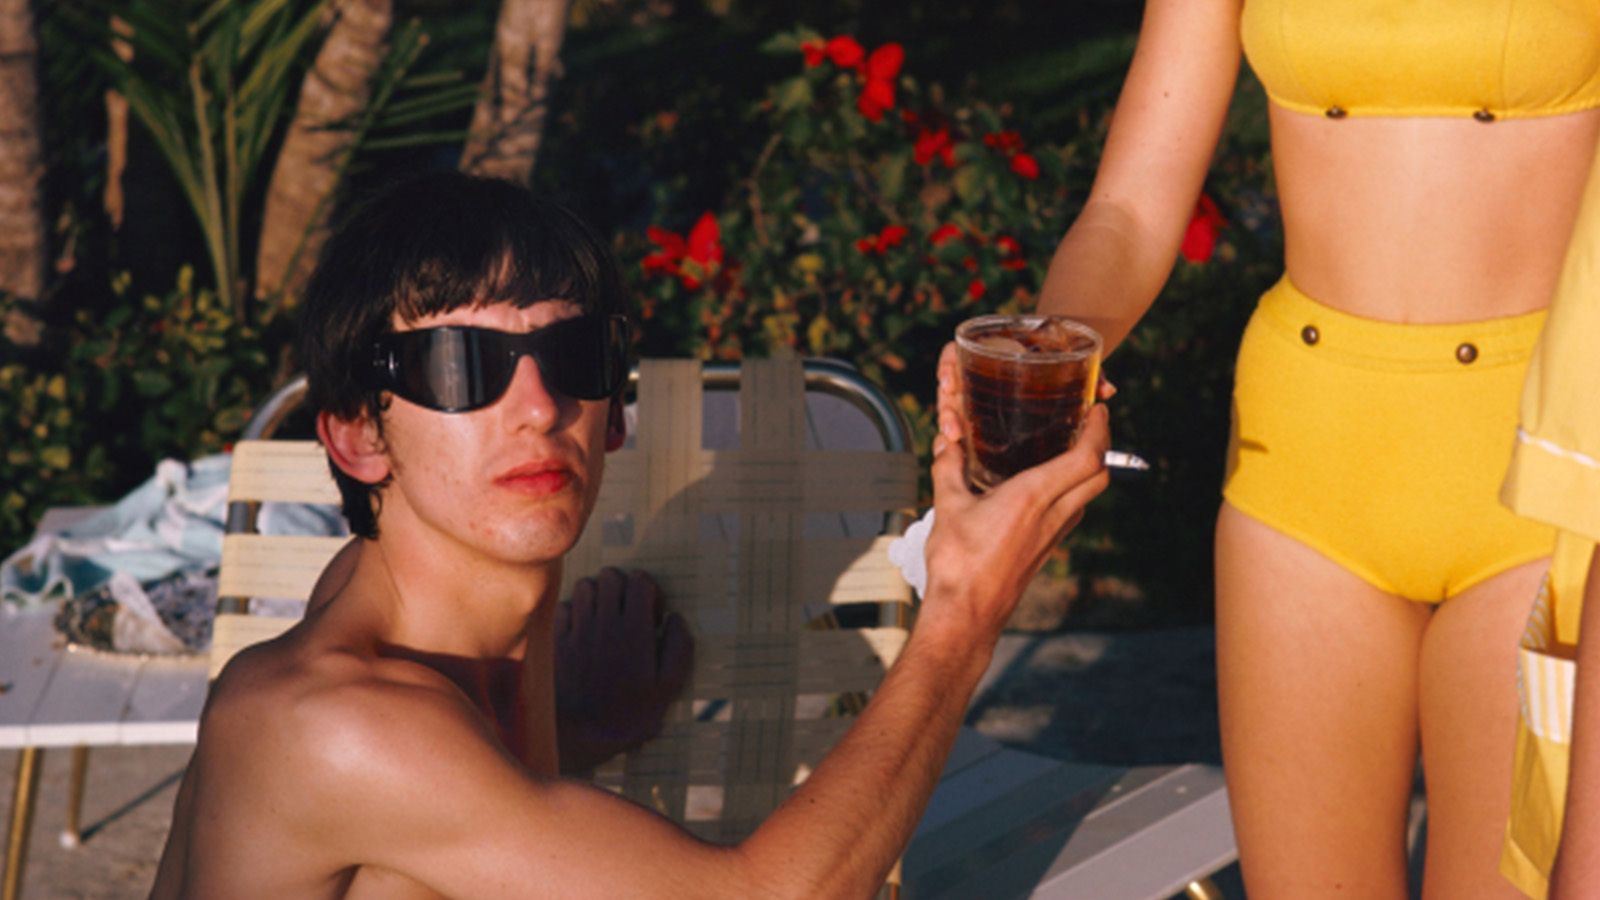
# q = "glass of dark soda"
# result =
<box><xmin>955</xmin><ymin>315</ymin><xmax>1103</xmax><ymax>493</ymax></box>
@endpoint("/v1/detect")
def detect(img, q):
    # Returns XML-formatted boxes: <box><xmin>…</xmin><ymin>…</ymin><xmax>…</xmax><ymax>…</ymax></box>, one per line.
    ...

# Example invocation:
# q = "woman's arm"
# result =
<box><xmin>1037</xmin><ymin>0</ymin><xmax>1244</xmax><ymax>350</ymax></box>
<box><xmin>1551</xmin><ymin>544</ymin><xmax>1600</xmax><ymax>898</ymax></box>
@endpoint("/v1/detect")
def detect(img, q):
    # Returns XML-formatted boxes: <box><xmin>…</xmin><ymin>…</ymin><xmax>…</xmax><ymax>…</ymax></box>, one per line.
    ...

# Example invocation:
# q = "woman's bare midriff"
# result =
<box><xmin>1270</xmin><ymin>104</ymin><xmax>1600</xmax><ymax>323</ymax></box>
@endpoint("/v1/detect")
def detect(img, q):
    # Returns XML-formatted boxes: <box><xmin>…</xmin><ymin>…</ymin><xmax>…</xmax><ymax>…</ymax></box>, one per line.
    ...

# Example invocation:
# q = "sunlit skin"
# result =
<box><xmin>150</xmin><ymin>289</ymin><xmax>1114</xmax><ymax>898</ymax></box>
<box><xmin>1036</xmin><ymin>1</ymin><xmax>1599</xmax><ymax>896</ymax></box>
<box><xmin>375</xmin><ymin>300</ymin><xmax>611</xmax><ymax>606</ymax></box>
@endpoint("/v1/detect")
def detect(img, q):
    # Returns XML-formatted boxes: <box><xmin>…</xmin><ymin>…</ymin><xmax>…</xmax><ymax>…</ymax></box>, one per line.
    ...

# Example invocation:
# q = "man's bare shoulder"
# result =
<box><xmin>202</xmin><ymin>620</ymin><xmax>519</xmax><ymax>837</ymax></box>
<box><xmin>205</xmin><ymin>622</ymin><xmax>501</xmax><ymax>789</ymax></box>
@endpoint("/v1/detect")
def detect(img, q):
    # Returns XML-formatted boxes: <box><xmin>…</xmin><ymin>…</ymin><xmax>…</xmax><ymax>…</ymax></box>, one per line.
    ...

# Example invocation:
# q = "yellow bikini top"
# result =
<box><xmin>1241</xmin><ymin>0</ymin><xmax>1600</xmax><ymax>121</ymax></box>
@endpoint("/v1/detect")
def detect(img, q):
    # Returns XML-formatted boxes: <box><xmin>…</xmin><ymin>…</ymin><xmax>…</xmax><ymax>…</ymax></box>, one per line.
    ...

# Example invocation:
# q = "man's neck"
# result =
<box><xmin>358</xmin><ymin>524</ymin><xmax>562</xmax><ymax>661</ymax></box>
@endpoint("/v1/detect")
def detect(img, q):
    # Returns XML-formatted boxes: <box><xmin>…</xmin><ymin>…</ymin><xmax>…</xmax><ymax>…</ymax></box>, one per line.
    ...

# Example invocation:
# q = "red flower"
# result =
<box><xmin>913</xmin><ymin>128</ymin><xmax>957</xmax><ymax>168</ymax></box>
<box><xmin>983</xmin><ymin>131</ymin><xmax>1025</xmax><ymax>154</ymax></box>
<box><xmin>1009</xmin><ymin>153</ymin><xmax>1040</xmax><ymax>180</ymax></box>
<box><xmin>646</xmin><ymin>225</ymin><xmax>685</xmax><ymax>257</ymax></box>
<box><xmin>686</xmin><ymin>212</ymin><xmax>723</xmax><ymax>266</ymax></box>
<box><xmin>855</xmin><ymin>42</ymin><xmax>904</xmax><ymax>122</ymax></box>
<box><xmin>801</xmin><ymin>39</ymin><xmax>826</xmax><ymax>67</ymax></box>
<box><xmin>856</xmin><ymin>224</ymin><xmax>910</xmax><ymax>255</ymax></box>
<box><xmin>826</xmin><ymin>36</ymin><xmax>865</xmax><ymax>69</ymax></box>
<box><xmin>866</xmin><ymin>42</ymin><xmax>905</xmax><ymax>81</ymax></box>
<box><xmin>996</xmin><ymin>235</ymin><xmax>1026</xmax><ymax>270</ymax></box>
<box><xmin>858</xmin><ymin>78</ymin><xmax>896</xmax><ymax>122</ymax></box>
<box><xmin>967</xmin><ymin>279</ymin><xmax>986</xmax><ymax>300</ymax></box>
<box><xmin>929</xmin><ymin>223</ymin><xmax>963</xmax><ymax>246</ymax></box>
<box><xmin>1181</xmin><ymin>194</ymin><xmax>1226</xmax><ymax>263</ymax></box>
<box><xmin>642</xmin><ymin>212</ymin><xmax>724</xmax><ymax>289</ymax></box>
<box><xmin>642</xmin><ymin>225</ymin><xmax>685</xmax><ymax>276</ymax></box>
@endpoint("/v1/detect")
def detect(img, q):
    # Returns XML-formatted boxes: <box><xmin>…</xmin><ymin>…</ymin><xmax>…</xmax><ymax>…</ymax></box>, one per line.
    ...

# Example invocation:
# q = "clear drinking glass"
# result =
<box><xmin>954</xmin><ymin>314</ymin><xmax>1103</xmax><ymax>493</ymax></box>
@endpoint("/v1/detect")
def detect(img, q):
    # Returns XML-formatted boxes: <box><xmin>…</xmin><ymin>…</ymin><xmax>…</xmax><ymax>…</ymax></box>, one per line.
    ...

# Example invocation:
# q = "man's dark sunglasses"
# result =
<box><xmin>370</xmin><ymin>314</ymin><xmax>631</xmax><ymax>412</ymax></box>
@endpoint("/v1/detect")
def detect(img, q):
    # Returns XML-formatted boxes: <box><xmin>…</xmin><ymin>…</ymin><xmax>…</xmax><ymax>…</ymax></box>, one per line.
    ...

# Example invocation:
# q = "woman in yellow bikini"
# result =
<box><xmin>1037</xmin><ymin>1</ymin><xmax>1600</xmax><ymax>896</ymax></box>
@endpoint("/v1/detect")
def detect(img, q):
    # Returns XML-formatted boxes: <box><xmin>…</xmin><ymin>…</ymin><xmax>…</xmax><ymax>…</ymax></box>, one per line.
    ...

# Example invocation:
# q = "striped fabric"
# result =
<box><xmin>1517</xmin><ymin>576</ymin><xmax>1577</xmax><ymax>745</ymax></box>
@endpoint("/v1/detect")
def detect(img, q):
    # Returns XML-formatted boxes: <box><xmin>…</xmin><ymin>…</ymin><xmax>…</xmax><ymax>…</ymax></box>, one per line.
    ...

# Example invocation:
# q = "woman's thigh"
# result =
<box><xmin>1417</xmin><ymin>558</ymin><xmax>1546</xmax><ymax>900</ymax></box>
<box><xmin>1216</xmin><ymin>502</ymin><xmax>1431</xmax><ymax>899</ymax></box>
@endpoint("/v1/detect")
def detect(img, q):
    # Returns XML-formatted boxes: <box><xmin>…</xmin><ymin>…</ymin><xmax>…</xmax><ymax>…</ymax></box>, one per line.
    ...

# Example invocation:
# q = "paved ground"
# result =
<box><xmin>1</xmin><ymin>743</ymin><xmax>189</xmax><ymax>899</ymax></box>
<box><xmin>1</xmin><ymin>628</ymin><xmax>1239</xmax><ymax>898</ymax></box>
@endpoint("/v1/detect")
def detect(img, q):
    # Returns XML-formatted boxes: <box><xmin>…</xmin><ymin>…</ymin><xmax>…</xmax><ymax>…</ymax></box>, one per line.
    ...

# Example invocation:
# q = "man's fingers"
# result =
<box><xmin>935</xmin><ymin>343</ymin><xmax>963</xmax><ymax>445</ymax></box>
<box><xmin>929</xmin><ymin>433</ymin><xmax>971</xmax><ymax>508</ymax></box>
<box><xmin>569</xmin><ymin>581</ymin><xmax>597</xmax><ymax>638</ymax></box>
<box><xmin>1045</xmin><ymin>467</ymin><xmax>1109</xmax><ymax>537</ymax></box>
<box><xmin>596</xmin><ymin>567</ymin><xmax>628</xmax><ymax>616</ymax></box>
<box><xmin>554</xmin><ymin>598</ymin><xmax>573</xmax><ymax>639</ymax></box>
<box><xmin>618</xmin><ymin>570</ymin><xmax>660</xmax><ymax>652</ymax></box>
<box><xmin>655</xmin><ymin>612</ymin><xmax>694</xmax><ymax>698</ymax></box>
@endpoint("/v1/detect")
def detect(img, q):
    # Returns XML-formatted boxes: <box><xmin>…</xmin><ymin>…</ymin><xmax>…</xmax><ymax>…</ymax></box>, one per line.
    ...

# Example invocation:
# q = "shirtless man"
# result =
<box><xmin>151</xmin><ymin>171</ymin><xmax>1111</xmax><ymax>898</ymax></box>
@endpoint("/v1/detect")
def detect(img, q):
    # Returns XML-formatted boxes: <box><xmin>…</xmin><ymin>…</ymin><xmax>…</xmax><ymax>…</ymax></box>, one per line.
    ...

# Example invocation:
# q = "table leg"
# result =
<box><xmin>4</xmin><ymin>746</ymin><xmax>44</xmax><ymax>900</ymax></box>
<box><xmin>61</xmin><ymin>747</ymin><xmax>88</xmax><ymax>849</ymax></box>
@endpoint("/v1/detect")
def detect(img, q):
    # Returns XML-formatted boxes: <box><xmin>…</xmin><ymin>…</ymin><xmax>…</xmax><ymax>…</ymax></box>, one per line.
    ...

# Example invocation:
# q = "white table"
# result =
<box><xmin>1</xmin><ymin>608</ymin><xmax>206</xmax><ymax>900</ymax></box>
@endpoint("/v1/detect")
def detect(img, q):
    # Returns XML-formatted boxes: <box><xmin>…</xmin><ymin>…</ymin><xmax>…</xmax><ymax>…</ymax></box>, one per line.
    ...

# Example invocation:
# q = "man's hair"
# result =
<box><xmin>297</xmin><ymin>171</ymin><xmax>632</xmax><ymax>538</ymax></box>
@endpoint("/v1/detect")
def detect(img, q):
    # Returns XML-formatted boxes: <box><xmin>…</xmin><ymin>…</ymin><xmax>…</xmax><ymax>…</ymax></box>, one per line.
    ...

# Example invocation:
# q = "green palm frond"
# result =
<box><xmin>64</xmin><ymin>0</ymin><xmax>475</xmax><ymax>324</ymax></box>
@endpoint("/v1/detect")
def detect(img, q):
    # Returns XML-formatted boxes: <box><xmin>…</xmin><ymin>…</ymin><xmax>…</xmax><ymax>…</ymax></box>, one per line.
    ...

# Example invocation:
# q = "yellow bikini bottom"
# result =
<box><xmin>1223</xmin><ymin>277</ymin><xmax>1555</xmax><ymax>603</ymax></box>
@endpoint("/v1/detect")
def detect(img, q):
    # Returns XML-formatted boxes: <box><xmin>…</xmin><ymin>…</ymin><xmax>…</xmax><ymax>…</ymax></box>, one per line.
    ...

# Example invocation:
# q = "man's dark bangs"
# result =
<box><xmin>388</xmin><ymin>191</ymin><xmax>627</xmax><ymax>324</ymax></box>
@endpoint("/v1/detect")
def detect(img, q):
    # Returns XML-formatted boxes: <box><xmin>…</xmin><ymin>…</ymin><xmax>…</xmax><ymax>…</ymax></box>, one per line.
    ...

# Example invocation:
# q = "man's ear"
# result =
<box><xmin>317</xmin><ymin>410</ymin><xmax>391</xmax><ymax>484</ymax></box>
<box><xmin>605</xmin><ymin>396</ymin><xmax>627</xmax><ymax>452</ymax></box>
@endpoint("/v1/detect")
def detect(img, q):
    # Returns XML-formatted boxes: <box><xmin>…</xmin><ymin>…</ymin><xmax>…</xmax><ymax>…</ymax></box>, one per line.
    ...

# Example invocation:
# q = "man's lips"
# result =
<box><xmin>494</xmin><ymin>462</ymin><xmax>576</xmax><ymax>496</ymax></box>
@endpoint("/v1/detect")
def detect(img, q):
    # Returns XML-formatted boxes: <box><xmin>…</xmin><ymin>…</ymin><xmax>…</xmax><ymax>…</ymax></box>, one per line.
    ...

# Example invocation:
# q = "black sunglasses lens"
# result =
<box><xmin>533</xmin><ymin>315</ymin><xmax>627</xmax><ymax>400</ymax></box>
<box><xmin>388</xmin><ymin>329</ymin><xmax>517</xmax><ymax>412</ymax></box>
<box><xmin>378</xmin><ymin>316</ymin><xmax>628</xmax><ymax>411</ymax></box>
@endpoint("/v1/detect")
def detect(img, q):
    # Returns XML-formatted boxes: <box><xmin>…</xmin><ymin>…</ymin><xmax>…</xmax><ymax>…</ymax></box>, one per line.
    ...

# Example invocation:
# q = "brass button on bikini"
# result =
<box><xmin>1473</xmin><ymin>108</ymin><xmax>1497</xmax><ymax>123</ymax></box>
<box><xmin>1456</xmin><ymin>342</ymin><xmax>1479</xmax><ymax>364</ymax></box>
<box><xmin>1301</xmin><ymin>325</ymin><xmax>1320</xmax><ymax>345</ymax></box>
<box><xmin>1325</xmin><ymin>106</ymin><xmax>1348</xmax><ymax>119</ymax></box>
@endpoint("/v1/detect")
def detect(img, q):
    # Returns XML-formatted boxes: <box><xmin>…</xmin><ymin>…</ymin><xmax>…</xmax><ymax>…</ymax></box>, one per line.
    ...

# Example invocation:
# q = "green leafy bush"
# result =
<box><xmin>619</xmin><ymin>28</ymin><xmax>1282</xmax><ymax>621</ymax></box>
<box><xmin>0</xmin><ymin>267</ymin><xmax>274</xmax><ymax>552</ymax></box>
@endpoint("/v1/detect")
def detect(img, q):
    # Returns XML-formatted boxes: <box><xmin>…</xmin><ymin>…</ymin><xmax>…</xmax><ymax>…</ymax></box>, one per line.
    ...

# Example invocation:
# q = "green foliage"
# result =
<box><xmin>69</xmin><ymin>0</ymin><xmax>332</xmax><ymax>318</ymax></box>
<box><xmin>0</xmin><ymin>363</ymin><xmax>113</xmax><ymax>546</ymax></box>
<box><xmin>0</xmin><ymin>269</ymin><xmax>274</xmax><ymax>552</ymax></box>
<box><xmin>619</xmin><ymin>28</ymin><xmax>1282</xmax><ymax>620</ymax></box>
<box><xmin>64</xmin><ymin>0</ymin><xmax>474</xmax><ymax>322</ymax></box>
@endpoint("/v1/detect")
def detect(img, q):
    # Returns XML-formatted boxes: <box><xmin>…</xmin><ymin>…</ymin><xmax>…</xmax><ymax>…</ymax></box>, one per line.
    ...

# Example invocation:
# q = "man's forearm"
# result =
<box><xmin>734</xmin><ymin>612</ymin><xmax>995</xmax><ymax>897</ymax></box>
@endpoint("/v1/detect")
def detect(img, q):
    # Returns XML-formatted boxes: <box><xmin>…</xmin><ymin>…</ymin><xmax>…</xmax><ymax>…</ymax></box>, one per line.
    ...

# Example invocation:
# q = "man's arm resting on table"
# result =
<box><xmin>1552</xmin><ymin>544</ymin><xmax>1600</xmax><ymax>898</ymax></box>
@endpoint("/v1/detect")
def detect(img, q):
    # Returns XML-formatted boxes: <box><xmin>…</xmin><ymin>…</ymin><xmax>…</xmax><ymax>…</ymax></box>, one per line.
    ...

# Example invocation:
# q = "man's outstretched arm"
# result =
<box><xmin>288</xmin><ymin>345</ymin><xmax>1110</xmax><ymax>898</ymax></box>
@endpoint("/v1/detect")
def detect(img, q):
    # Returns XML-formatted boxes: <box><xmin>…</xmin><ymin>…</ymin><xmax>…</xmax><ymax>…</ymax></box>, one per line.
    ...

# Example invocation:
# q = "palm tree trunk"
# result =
<box><xmin>0</xmin><ymin>0</ymin><xmax>47</xmax><ymax>328</ymax></box>
<box><xmin>458</xmin><ymin>0</ymin><xmax>571</xmax><ymax>186</ymax></box>
<box><xmin>104</xmin><ymin>17</ymin><xmax>133</xmax><ymax>231</ymax></box>
<box><xmin>254</xmin><ymin>0</ymin><xmax>392</xmax><ymax>307</ymax></box>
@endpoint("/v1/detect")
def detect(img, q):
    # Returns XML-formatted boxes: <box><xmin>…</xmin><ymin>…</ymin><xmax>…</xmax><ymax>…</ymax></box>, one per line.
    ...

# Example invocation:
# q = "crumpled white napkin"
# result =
<box><xmin>107</xmin><ymin>572</ymin><xmax>189</xmax><ymax>655</ymax></box>
<box><xmin>886</xmin><ymin>509</ymin><xmax>936</xmax><ymax>599</ymax></box>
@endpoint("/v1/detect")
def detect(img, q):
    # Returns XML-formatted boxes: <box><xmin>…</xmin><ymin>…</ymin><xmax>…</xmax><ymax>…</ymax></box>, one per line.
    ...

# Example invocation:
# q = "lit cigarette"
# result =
<box><xmin>1104</xmin><ymin>450</ymin><xmax>1150</xmax><ymax>471</ymax></box>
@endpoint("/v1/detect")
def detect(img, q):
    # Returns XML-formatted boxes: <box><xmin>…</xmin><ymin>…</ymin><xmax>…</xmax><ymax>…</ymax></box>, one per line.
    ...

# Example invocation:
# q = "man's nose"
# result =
<box><xmin>501</xmin><ymin>354</ymin><xmax>561</xmax><ymax>430</ymax></box>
